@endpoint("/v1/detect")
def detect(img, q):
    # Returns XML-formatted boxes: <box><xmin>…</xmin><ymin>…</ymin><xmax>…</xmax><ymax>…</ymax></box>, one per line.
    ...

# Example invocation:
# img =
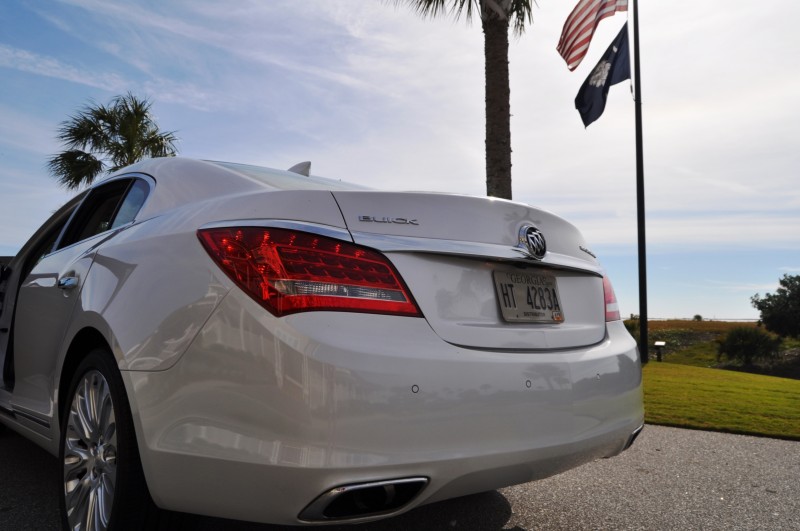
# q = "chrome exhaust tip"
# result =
<box><xmin>623</xmin><ymin>424</ymin><xmax>644</xmax><ymax>451</ymax></box>
<box><xmin>298</xmin><ymin>477</ymin><xmax>428</xmax><ymax>522</ymax></box>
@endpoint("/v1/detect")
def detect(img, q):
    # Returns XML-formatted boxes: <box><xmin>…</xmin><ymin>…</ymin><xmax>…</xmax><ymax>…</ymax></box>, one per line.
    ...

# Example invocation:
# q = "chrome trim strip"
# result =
<box><xmin>350</xmin><ymin>231</ymin><xmax>603</xmax><ymax>275</ymax></box>
<box><xmin>199</xmin><ymin>219</ymin><xmax>353</xmax><ymax>242</ymax></box>
<box><xmin>11</xmin><ymin>406</ymin><xmax>51</xmax><ymax>429</ymax></box>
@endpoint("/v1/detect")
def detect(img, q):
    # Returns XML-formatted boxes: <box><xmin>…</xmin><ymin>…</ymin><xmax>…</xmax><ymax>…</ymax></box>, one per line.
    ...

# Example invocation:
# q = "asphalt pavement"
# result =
<box><xmin>1</xmin><ymin>424</ymin><xmax>798</xmax><ymax>530</ymax></box>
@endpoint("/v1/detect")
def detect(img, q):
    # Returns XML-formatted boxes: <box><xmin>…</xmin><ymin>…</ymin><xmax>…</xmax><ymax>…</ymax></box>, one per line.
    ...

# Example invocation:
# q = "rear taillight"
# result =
<box><xmin>198</xmin><ymin>227</ymin><xmax>421</xmax><ymax>318</ymax></box>
<box><xmin>603</xmin><ymin>275</ymin><xmax>621</xmax><ymax>322</ymax></box>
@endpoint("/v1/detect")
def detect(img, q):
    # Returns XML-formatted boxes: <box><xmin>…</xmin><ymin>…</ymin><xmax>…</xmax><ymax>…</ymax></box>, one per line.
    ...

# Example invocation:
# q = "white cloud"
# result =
<box><xmin>0</xmin><ymin>167</ymin><xmax>73</xmax><ymax>250</ymax></box>
<box><xmin>0</xmin><ymin>44</ymin><xmax>128</xmax><ymax>92</ymax></box>
<box><xmin>2</xmin><ymin>0</ymin><xmax>800</xmax><ymax>318</ymax></box>
<box><xmin>574</xmin><ymin>213</ymin><xmax>800</xmax><ymax>250</ymax></box>
<box><xmin>0</xmin><ymin>105</ymin><xmax>59</xmax><ymax>155</ymax></box>
<box><xmin>704</xmin><ymin>280</ymin><xmax>783</xmax><ymax>294</ymax></box>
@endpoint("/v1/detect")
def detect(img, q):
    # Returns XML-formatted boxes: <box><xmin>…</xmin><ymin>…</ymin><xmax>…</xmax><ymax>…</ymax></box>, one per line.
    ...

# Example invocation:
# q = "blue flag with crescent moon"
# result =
<box><xmin>575</xmin><ymin>23</ymin><xmax>631</xmax><ymax>127</ymax></box>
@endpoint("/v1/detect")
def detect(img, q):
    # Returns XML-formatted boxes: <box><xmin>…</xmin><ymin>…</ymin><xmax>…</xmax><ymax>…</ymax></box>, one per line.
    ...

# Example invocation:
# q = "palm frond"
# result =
<box><xmin>508</xmin><ymin>0</ymin><xmax>534</xmax><ymax>35</ymax></box>
<box><xmin>392</xmin><ymin>0</ymin><xmax>478</xmax><ymax>23</ymax></box>
<box><xmin>56</xmin><ymin>104</ymin><xmax>108</xmax><ymax>153</ymax></box>
<box><xmin>46</xmin><ymin>150</ymin><xmax>105</xmax><ymax>190</ymax></box>
<box><xmin>392</xmin><ymin>1</ymin><xmax>533</xmax><ymax>32</ymax></box>
<box><xmin>49</xmin><ymin>92</ymin><xmax>178</xmax><ymax>188</ymax></box>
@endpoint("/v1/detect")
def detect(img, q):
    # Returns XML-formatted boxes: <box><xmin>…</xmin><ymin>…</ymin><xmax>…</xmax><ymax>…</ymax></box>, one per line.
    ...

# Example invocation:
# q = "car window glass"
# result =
<box><xmin>30</xmin><ymin>219</ymin><xmax>68</xmax><ymax>268</ymax></box>
<box><xmin>73</xmin><ymin>194</ymin><xmax>123</xmax><ymax>241</ymax></box>
<box><xmin>111</xmin><ymin>179</ymin><xmax>150</xmax><ymax>229</ymax></box>
<box><xmin>58</xmin><ymin>179</ymin><xmax>131</xmax><ymax>249</ymax></box>
<box><xmin>15</xmin><ymin>211</ymin><xmax>74</xmax><ymax>290</ymax></box>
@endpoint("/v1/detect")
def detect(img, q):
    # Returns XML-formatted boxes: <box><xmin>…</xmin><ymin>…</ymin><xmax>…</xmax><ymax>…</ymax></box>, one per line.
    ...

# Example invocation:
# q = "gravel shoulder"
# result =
<box><xmin>499</xmin><ymin>425</ymin><xmax>800</xmax><ymax>531</ymax></box>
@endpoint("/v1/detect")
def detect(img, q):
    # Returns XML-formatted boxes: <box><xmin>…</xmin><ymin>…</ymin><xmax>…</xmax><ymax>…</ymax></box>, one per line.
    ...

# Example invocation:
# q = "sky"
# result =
<box><xmin>1</xmin><ymin>0</ymin><xmax>798</xmax><ymax>320</ymax></box>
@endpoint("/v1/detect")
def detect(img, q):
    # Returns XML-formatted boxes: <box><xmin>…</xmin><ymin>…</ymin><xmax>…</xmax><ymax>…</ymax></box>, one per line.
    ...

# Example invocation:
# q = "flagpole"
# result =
<box><xmin>632</xmin><ymin>0</ymin><xmax>648</xmax><ymax>364</ymax></box>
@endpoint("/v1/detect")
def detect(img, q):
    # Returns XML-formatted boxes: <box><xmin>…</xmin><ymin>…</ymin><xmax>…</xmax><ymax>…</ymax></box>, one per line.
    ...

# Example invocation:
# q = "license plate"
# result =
<box><xmin>493</xmin><ymin>270</ymin><xmax>565</xmax><ymax>323</ymax></box>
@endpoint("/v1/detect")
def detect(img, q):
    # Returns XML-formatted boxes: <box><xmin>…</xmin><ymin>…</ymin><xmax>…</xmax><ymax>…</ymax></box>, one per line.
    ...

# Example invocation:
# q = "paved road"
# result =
<box><xmin>1</xmin><ymin>424</ymin><xmax>798</xmax><ymax>530</ymax></box>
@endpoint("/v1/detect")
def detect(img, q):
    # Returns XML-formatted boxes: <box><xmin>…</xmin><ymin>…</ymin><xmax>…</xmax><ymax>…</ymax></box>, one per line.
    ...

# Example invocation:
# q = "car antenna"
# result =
<box><xmin>287</xmin><ymin>161</ymin><xmax>311</xmax><ymax>177</ymax></box>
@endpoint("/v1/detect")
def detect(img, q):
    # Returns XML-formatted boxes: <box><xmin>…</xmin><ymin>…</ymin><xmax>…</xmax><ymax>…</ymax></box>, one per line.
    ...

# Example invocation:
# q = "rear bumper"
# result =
<box><xmin>123</xmin><ymin>290</ymin><xmax>643</xmax><ymax>525</ymax></box>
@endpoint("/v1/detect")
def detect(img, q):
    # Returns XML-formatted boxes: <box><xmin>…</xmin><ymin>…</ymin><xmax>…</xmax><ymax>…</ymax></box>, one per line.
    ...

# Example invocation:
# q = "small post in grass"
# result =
<box><xmin>654</xmin><ymin>341</ymin><xmax>666</xmax><ymax>362</ymax></box>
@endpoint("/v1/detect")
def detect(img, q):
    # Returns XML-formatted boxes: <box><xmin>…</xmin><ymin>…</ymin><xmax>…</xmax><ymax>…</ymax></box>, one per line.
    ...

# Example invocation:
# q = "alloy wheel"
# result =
<box><xmin>63</xmin><ymin>369</ymin><xmax>118</xmax><ymax>531</ymax></box>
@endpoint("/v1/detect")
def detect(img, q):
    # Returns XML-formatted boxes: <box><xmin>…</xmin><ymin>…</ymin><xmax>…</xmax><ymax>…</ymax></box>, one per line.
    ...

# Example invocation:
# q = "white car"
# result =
<box><xmin>0</xmin><ymin>158</ymin><xmax>643</xmax><ymax>529</ymax></box>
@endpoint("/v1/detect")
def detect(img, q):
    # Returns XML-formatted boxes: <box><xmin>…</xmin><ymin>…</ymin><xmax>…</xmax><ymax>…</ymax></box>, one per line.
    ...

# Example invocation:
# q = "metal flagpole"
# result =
<box><xmin>632</xmin><ymin>0</ymin><xmax>648</xmax><ymax>364</ymax></box>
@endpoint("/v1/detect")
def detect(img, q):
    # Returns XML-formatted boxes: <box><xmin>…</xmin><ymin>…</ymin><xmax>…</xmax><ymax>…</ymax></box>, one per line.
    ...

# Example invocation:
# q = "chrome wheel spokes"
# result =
<box><xmin>63</xmin><ymin>370</ymin><xmax>117</xmax><ymax>531</ymax></box>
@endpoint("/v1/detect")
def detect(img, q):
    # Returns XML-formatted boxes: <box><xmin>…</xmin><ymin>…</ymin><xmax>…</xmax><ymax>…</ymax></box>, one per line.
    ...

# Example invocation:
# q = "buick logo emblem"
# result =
<box><xmin>519</xmin><ymin>225</ymin><xmax>546</xmax><ymax>260</ymax></box>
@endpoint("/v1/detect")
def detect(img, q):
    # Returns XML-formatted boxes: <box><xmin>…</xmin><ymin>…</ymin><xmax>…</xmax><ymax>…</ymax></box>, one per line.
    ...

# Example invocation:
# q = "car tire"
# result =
<box><xmin>59</xmin><ymin>347</ymin><xmax>162</xmax><ymax>530</ymax></box>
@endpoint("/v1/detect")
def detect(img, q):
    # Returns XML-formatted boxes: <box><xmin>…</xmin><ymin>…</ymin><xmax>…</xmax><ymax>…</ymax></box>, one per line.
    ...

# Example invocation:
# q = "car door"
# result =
<box><xmin>9</xmin><ymin>178</ymin><xmax>144</xmax><ymax>432</ymax></box>
<box><xmin>0</xmin><ymin>196</ymin><xmax>81</xmax><ymax>397</ymax></box>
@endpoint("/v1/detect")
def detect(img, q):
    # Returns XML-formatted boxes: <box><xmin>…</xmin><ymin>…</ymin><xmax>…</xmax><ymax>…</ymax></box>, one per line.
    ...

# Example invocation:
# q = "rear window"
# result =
<box><xmin>209</xmin><ymin>161</ymin><xmax>369</xmax><ymax>192</ymax></box>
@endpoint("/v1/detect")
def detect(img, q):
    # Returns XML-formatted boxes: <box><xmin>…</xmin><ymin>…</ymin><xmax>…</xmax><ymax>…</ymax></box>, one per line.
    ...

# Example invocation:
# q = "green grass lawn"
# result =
<box><xmin>643</xmin><ymin>362</ymin><xmax>800</xmax><ymax>441</ymax></box>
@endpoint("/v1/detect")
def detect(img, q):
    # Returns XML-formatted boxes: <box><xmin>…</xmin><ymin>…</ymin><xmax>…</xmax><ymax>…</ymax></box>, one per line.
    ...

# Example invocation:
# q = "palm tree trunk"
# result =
<box><xmin>482</xmin><ymin>16</ymin><xmax>512</xmax><ymax>200</ymax></box>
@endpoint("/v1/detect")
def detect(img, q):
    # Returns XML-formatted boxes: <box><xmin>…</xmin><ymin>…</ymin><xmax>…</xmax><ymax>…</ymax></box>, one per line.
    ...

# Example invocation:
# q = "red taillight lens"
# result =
<box><xmin>603</xmin><ymin>275</ymin><xmax>621</xmax><ymax>322</ymax></box>
<box><xmin>198</xmin><ymin>227</ymin><xmax>421</xmax><ymax>317</ymax></box>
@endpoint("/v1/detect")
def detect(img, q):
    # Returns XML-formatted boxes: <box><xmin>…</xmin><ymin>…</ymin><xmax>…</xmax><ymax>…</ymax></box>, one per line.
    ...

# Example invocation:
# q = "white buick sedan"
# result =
<box><xmin>0</xmin><ymin>158</ymin><xmax>643</xmax><ymax>529</ymax></box>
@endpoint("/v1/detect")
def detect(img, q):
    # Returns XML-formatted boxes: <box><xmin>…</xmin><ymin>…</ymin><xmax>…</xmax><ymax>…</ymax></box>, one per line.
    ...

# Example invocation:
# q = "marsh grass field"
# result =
<box><xmin>638</xmin><ymin>320</ymin><xmax>800</xmax><ymax>440</ymax></box>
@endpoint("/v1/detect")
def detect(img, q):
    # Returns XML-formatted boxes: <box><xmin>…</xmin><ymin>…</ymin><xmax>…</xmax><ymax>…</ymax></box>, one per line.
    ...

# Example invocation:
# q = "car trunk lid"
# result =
<box><xmin>331</xmin><ymin>191</ymin><xmax>606</xmax><ymax>350</ymax></box>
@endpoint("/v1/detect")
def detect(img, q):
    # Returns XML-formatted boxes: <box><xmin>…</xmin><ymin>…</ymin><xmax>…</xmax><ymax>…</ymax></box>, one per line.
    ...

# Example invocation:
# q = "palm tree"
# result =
<box><xmin>48</xmin><ymin>93</ymin><xmax>178</xmax><ymax>190</ymax></box>
<box><xmin>394</xmin><ymin>0</ymin><xmax>533</xmax><ymax>200</ymax></box>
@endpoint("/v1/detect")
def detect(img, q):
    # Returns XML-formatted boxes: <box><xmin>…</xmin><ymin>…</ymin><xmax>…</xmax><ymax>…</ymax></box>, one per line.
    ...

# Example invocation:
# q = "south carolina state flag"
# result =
<box><xmin>575</xmin><ymin>23</ymin><xmax>630</xmax><ymax>127</ymax></box>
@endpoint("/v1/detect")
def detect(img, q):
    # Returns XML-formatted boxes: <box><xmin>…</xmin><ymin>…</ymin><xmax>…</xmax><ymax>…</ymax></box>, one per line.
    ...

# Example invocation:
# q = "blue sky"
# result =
<box><xmin>1</xmin><ymin>0</ymin><xmax>798</xmax><ymax>319</ymax></box>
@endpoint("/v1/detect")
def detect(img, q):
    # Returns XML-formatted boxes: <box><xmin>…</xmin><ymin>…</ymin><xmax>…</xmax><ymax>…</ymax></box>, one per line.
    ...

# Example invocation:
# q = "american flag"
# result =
<box><xmin>558</xmin><ymin>0</ymin><xmax>628</xmax><ymax>71</ymax></box>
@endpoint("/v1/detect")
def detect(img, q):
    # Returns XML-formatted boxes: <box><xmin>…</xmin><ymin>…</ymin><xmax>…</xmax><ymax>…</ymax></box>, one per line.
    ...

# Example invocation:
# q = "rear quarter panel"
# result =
<box><xmin>76</xmin><ymin>189</ymin><xmax>349</xmax><ymax>372</ymax></box>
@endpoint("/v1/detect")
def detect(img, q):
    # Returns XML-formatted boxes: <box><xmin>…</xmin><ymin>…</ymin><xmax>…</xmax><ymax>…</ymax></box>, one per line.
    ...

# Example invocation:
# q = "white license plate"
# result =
<box><xmin>493</xmin><ymin>270</ymin><xmax>565</xmax><ymax>323</ymax></box>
